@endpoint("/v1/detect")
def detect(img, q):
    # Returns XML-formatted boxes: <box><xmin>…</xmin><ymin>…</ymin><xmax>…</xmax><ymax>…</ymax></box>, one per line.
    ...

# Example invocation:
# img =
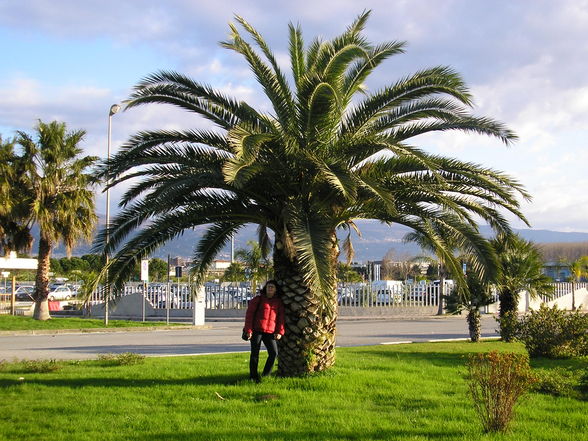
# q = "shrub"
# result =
<box><xmin>4</xmin><ymin>359</ymin><xmax>63</xmax><ymax>373</ymax></box>
<box><xmin>97</xmin><ymin>352</ymin><xmax>146</xmax><ymax>366</ymax></box>
<box><xmin>516</xmin><ymin>304</ymin><xmax>588</xmax><ymax>358</ymax></box>
<box><xmin>532</xmin><ymin>367</ymin><xmax>584</xmax><ymax>399</ymax></box>
<box><xmin>467</xmin><ymin>351</ymin><xmax>536</xmax><ymax>433</ymax></box>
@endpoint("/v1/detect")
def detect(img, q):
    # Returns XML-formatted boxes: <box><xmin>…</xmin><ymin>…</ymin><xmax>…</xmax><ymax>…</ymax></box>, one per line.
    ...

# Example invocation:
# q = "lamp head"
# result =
<box><xmin>109</xmin><ymin>104</ymin><xmax>121</xmax><ymax>116</ymax></box>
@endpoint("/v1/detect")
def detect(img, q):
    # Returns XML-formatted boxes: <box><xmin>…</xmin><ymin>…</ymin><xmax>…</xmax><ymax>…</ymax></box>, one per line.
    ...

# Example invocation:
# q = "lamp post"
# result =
<box><xmin>1</xmin><ymin>271</ymin><xmax>8</xmax><ymax>293</ymax></box>
<box><xmin>104</xmin><ymin>103</ymin><xmax>120</xmax><ymax>326</ymax></box>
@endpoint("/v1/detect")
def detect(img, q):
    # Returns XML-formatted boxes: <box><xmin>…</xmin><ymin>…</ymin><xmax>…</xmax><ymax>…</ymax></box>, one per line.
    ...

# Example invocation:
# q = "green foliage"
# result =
<box><xmin>532</xmin><ymin>367</ymin><xmax>585</xmax><ymax>399</ymax></box>
<box><xmin>0</xmin><ymin>358</ymin><xmax>62</xmax><ymax>373</ymax></box>
<box><xmin>81</xmin><ymin>254</ymin><xmax>106</xmax><ymax>272</ymax></box>
<box><xmin>97</xmin><ymin>352</ymin><xmax>146</xmax><ymax>366</ymax></box>
<box><xmin>492</xmin><ymin>234</ymin><xmax>554</xmax><ymax>340</ymax></box>
<box><xmin>0</xmin><ymin>135</ymin><xmax>34</xmax><ymax>255</ymax></box>
<box><xmin>12</xmin><ymin>120</ymin><xmax>99</xmax><ymax>317</ymax></box>
<box><xmin>569</xmin><ymin>255</ymin><xmax>588</xmax><ymax>282</ymax></box>
<box><xmin>49</xmin><ymin>258</ymin><xmax>63</xmax><ymax>274</ymax></box>
<box><xmin>493</xmin><ymin>234</ymin><xmax>554</xmax><ymax>313</ymax></box>
<box><xmin>95</xmin><ymin>12</ymin><xmax>528</xmax><ymax>302</ymax></box>
<box><xmin>221</xmin><ymin>262</ymin><xmax>245</xmax><ymax>282</ymax></box>
<box><xmin>149</xmin><ymin>258</ymin><xmax>169</xmax><ymax>281</ymax></box>
<box><xmin>337</xmin><ymin>262</ymin><xmax>363</xmax><ymax>283</ymax></box>
<box><xmin>58</xmin><ymin>256</ymin><xmax>91</xmax><ymax>274</ymax></box>
<box><xmin>446</xmin><ymin>268</ymin><xmax>495</xmax><ymax>315</ymax></box>
<box><xmin>467</xmin><ymin>351</ymin><xmax>536</xmax><ymax>433</ymax></box>
<box><xmin>15</xmin><ymin>121</ymin><xmax>99</xmax><ymax>253</ymax></box>
<box><xmin>235</xmin><ymin>240</ymin><xmax>272</xmax><ymax>292</ymax></box>
<box><xmin>516</xmin><ymin>304</ymin><xmax>588</xmax><ymax>358</ymax></box>
<box><xmin>128</xmin><ymin>257</ymin><xmax>169</xmax><ymax>281</ymax></box>
<box><xmin>495</xmin><ymin>310</ymin><xmax>520</xmax><ymax>343</ymax></box>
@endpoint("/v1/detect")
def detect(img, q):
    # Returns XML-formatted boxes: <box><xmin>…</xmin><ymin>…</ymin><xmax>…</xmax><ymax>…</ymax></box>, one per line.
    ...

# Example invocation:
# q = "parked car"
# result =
<box><xmin>48</xmin><ymin>285</ymin><xmax>75</xmax><ymax>301</ymax></box>
<box><xmin>375</xmin><ymin>289</ymin><xmax>403</xmax><ymax>304</ymax></box>
<box><xmin>15</xmin><ymin>285</ymin><xmax>35</xmax><ymax>302</ymax></box>
<box><xmin>337</xmin><ymin>286</ymin><xmax>356</xmax><ymax>305</ymax></box>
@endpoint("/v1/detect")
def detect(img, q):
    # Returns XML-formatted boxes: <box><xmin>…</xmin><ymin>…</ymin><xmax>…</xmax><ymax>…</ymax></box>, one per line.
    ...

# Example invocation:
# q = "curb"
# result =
<box><xmin>0</xmin><ymin>325</ymin><xmax>210</xmax><ymax>336</ymax></box>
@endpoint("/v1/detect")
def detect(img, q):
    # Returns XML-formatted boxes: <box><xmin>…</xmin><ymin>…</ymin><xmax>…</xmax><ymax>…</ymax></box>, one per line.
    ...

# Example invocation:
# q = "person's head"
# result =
<box><xmin>261</xmin><ymin>280</ymin><xmax>282</xmax><ymax>298</ymax></box>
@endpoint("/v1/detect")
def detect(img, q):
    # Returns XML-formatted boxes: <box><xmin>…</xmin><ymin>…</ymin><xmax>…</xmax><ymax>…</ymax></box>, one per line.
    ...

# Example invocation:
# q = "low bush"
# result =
<box><xmin>533</xmin><ymin>367</ymin><xmax>584</xmax><ymax>399</ymax></box>
<box><xmin>516</xmin><ymin>304</ymin><xmax>588</xmax><ymax>358</ymax></box>
<box><xmin>467</xmin><ymin>351</ymin><xmax>536</xmax><ymax>433</ymax></box>
<box><xmin>97</xmin><ymin>352</ymin><xmax>146</xmax><ymax>366</ymax></box>
<box><xmin>0</xmin><ymin>358</ymin><xmax>62</xmax><ymax>373</ymax></box>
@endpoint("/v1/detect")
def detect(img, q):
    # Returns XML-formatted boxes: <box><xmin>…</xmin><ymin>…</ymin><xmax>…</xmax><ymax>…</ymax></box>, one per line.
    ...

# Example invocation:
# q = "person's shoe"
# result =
<box><xmin>250</xmin><ymin>375</ymin><xmax>261</xmax><ymax>383</ymax></box>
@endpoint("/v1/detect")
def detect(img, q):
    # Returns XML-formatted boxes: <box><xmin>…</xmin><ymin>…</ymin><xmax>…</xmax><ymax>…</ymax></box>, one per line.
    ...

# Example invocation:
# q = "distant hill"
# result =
<box><xmin>43</xmin><ymin>217</ymin><xmax>588</xmax><ymax>263</ymax></box>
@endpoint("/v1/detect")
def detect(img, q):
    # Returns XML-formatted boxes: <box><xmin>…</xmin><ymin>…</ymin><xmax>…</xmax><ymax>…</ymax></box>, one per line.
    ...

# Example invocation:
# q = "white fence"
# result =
<box><xmin>5</xmin><ymin>281</ymin><xmax>587</xmax><ymax>315</ymax></box>
<box><xmin>82</xmin><ymin>281</ymin><xmax>447</xmax><ymax>310</ymax></box>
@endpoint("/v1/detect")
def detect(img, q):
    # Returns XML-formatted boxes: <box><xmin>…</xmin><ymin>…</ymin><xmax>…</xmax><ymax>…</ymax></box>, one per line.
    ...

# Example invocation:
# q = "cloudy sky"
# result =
<box><xmin>1</xmin><ymin>0</ymin><xmax>587</xmax><ymax>233</ymax></box>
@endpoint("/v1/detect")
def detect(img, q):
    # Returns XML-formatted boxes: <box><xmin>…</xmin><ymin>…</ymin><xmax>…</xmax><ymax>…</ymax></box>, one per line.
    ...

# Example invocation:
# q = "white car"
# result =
<box><xmin>48</xmin><ymin>285</ymin><xmax>74</xmax><ymax>301</ymax></box>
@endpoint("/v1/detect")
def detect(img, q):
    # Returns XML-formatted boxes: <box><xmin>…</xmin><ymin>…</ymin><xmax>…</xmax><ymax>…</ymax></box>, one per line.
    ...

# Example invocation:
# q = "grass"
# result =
<box><xmin>0</xmin><ymin>341</ymin><xmax>586</xmax><ymax>440</ymax></box>
<box><xmin>0</xmin><ymin>315</ymin><xmax>184</xmax><ymax>331</ymax></box>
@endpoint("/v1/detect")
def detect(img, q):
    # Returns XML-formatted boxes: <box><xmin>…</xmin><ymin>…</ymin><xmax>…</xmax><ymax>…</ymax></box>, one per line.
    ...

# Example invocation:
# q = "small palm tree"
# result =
<box><xmin>221</xmin><ymin>262</ymin><xmax>245</xmax><ymax>283</ymax></box>
<box><xmin>445</xmin><ymin>266</ymin><xmax>496</xmax><ymax>342</ymax></box>
<box><xmin>569</xmin><ymin>255</ymin><xmax>588</xmax><ymax>310</ymax></box>
<box><xmin>16</xmin><ymin>121</ymin><xmax>99</xmax><ymax>320</ymax></box>
<box><xmin>235</xmin><ymin>240</ymin><xmax>272</xmax><ymax>294</ymax></box>
<box><xmin>492</xmin><ymin>233</ymin><xmax>554</xmax><ymax>341</ymax></box>
<box><xmin>96</xmin><ymin>12</ymin><xmax>529</xmax><ymax>375</ymax></box>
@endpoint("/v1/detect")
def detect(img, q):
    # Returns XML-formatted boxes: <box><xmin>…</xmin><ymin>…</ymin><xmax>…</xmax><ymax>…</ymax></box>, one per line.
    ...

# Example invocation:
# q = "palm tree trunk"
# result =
<box><xmin>273</xmin><ymin>234</ymin><xmax>338</xmax><ymax>377</ymax></box>
<box><xmin>467</xmin><ymin>308</ymin><xmax>481</xmax><ymax>342</ymax></box>
<box><xmin>498</xmin><ymin>289</ymin><xmax>518</xmax><ymax>342</ymax></box>
<box><xmin>33</xmin><ymin>235</ymin><xmax>52</xmax><ymax>321</ymax></box>
<box><xmin>498</xmin><ymin>289</ymin><xmax>517</xmax><ymax>317</ymax></box>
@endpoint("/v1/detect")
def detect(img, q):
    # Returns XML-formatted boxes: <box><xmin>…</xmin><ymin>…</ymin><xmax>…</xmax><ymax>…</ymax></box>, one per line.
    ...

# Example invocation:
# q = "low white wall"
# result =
<box><xmin>90</xmin><ymin>289</ymin><xmax>206</xmax><ymax>325</ymax></box>
<box><xmin>485</xmin><ymin>286</ymin><xmax>588</xmax><ymax>314</ymax></box>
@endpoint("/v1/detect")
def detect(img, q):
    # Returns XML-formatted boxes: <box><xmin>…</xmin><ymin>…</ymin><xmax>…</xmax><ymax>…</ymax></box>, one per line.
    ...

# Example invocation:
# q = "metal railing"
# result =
<box><xmin>6</xmin><ymin>281</ymin><xmax>586</xmax><ymax>312</ymax></box>
<box><xmin>82</xmin><ymin>281</ymin><xmax>448</xmax><ymax>310</ymax></box>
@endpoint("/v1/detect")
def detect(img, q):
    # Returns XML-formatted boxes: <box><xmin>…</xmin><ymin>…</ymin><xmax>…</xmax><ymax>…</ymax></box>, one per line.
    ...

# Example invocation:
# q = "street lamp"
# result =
<box><xmin>104</xmin><ymin>103</ymin><xmax>120</xmax><ymax>325</ymax></box>
<box><xmin>1</xmin><ymin>271</ymin><xmax>9</xmax><ymax>293</ymax></box>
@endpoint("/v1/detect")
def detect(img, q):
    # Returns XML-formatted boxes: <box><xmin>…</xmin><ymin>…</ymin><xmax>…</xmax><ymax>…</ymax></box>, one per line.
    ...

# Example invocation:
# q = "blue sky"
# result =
<box><xmin>1</xmin><ymin>0</ymin><xmax>588</xmax><ymax>233</ymax></box>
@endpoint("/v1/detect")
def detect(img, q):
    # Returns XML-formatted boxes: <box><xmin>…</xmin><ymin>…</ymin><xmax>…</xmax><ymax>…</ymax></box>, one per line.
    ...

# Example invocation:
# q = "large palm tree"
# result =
<box><xmin>96</xmin><ymin>12</ymin><xmax>529</xmax><ymax>376</ymax></box>
<box><xmin>16</xmin><ymin>121</ymin><xmax>99</xmax><ymax>320</ymax></box>
<box><xmin>492</xmin><ymin>233</ymin><xmax>554</xmax><ymax>341</ymax></box>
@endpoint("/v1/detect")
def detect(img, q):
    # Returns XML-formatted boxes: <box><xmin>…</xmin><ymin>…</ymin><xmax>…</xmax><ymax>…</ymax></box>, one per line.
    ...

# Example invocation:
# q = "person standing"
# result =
<box><xmin>243</xmin><ymin>280</ymin><xmax>285</xmax><ymax>382</ymax></box>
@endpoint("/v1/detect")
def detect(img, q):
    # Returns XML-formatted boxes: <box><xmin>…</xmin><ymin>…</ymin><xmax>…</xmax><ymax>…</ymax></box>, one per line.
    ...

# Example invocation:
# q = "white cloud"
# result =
<box><xmin>2</xmin><ymin>0</ymin><xmax>588</xmax><ymax>233</ymax></box>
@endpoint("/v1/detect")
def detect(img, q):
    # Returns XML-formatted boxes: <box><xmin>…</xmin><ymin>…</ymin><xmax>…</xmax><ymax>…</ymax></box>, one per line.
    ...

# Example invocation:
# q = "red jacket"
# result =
<box><xmin>244</xmin><ymin>295</ymin><xmax>285</xmax><ymax>335</ymax></box>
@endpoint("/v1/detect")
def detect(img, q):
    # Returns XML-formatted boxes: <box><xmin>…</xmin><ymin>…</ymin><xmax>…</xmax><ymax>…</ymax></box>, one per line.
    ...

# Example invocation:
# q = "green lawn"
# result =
<box><xmin>0</xmin><ymin>341</ymin><xmax>586</xmax><ymax>441</ymax></box>
<box><xmin>0</xmin><ymin>315</ymin><xmax>184</xmax><ymax>331</ymax></box>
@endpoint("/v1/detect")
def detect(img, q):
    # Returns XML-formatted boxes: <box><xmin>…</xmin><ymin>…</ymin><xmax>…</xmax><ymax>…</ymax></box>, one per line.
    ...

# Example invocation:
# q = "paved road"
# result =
<box><xmin>0</xmin><ymin>315</ymin><xmax>500</xmax><ymax>360</ymax></box>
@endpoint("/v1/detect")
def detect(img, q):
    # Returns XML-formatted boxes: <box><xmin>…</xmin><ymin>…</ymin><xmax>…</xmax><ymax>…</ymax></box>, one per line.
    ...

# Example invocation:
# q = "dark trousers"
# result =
<box><xmin>249</xmin><ymin>332</ymin><xmax>278</xmax><ymax>379</ymax></box>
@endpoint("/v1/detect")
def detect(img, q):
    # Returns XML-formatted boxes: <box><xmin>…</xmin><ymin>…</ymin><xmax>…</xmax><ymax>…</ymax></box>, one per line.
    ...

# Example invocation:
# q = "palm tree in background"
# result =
<box><xmin>235</xmin><ymin>240</ymin><xmax>273</xmax><ymax>294</ymax></box>
<box><xmin>569</xmin><ymin>255</ymin><xmax>588</xmax><ymax>310</ymax></box>
<box><xmin>492</xmin><ymin>233</ymin><xmax>554</xmax><ymax>341</ymax></box>
<box><xmin>0</xmin><ymin>136</ymin><xmax>34</xmax><ymax>256</ymax></box>
<box><xmin>96</xmin><ymin>12</ymin><xmax>529</xmax><ymax>376</ymax></box>
<box><xmin>16</xmin><ymin>121</ymin><xmax>99</xmax><ymax>320</ymax></box>
<box><xmin>444</xmin><ymin>260</ymin><xmax>496</xmax><ymax>342</ymax></box>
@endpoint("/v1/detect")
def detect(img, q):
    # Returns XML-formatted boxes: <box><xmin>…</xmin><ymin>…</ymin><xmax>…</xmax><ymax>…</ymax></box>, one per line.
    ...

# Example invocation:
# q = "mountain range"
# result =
<box><xmin>46</xmin><ymin>218</ymin><xmax>588</xmax><ymax>263</ymax></box>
